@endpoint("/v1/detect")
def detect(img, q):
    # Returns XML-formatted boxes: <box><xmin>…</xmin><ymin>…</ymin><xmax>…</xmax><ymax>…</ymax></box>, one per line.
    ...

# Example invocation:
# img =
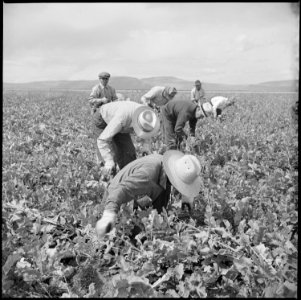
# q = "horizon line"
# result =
<box><xmin>3</xmin><ymin>77</ymin><xmax>298</xmax><ymax>86</ymax></box>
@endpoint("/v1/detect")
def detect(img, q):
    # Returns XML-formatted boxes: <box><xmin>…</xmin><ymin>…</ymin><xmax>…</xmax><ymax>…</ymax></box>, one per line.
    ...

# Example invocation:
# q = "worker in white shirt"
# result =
<box><xmin>191</xmin><ymin>80</ymin><xmax>206</xmax><ymax>106</ymax></box>
<box><xmin>92</xmin><ymin>101</ymin><xmax>160</xmax><ymax>175</ymax></box>
<box><xmin>141</xmin><ymin>86</ymin><xmax>177</xmax><ymax>110</ymax></box>
<box><xmin>186</xmin><ymin>96</ymin><xmax>236</xmax><ymax>120</ymax></box>
<box><xmin>209</xmin><ymin>96</ymin><xmax>236</xmax><ymax>118</ymax></box>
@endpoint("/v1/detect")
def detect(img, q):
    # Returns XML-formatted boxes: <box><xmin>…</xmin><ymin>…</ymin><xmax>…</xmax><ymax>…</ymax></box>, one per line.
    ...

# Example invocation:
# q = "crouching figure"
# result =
<box><xmin>95</xmin><ymin>150</ymin><xmax>202</xmax><ymax>239</ymax></box>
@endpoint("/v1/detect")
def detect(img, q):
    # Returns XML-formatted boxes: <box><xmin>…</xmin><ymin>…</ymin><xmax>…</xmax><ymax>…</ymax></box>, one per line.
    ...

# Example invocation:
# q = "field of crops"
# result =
<box><xmin>2</xmin><ymin>89</ymin><xmax>298</xmax><ymax>298</ymax></box>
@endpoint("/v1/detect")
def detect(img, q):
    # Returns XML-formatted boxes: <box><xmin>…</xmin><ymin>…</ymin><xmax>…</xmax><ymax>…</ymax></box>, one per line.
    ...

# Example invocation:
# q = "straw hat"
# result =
<box><xmin>132</xmin><ymin>106</ymin><xmax>160</xmax><ymax>139</ymax></box>
<box><xmin>201</xmin><ymin>102</ymin><xmax>214</xmax><ymax>117</ymax></box>
<box><xmin>163</xmin><ymin>150</ymin><xmax>202</xmax><ymax>197</ymax></box>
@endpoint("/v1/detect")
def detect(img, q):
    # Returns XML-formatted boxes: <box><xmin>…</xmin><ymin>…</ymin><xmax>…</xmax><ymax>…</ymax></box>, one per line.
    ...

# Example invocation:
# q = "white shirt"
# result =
<box><xmin>190</xmin><ymin>87</ymin><xmax>205</xmax><ymax>104</ymax></box>
<box><xmin>210</xmin><ymin>96</ymin><xmax>229</xmax><ymax>117</ymax></box>
<box><xmin>99</xmin><ymin>101</ymin><xmax>143</xmax><ymax>140</ymax></box>
<box><xmin>141</xmin><ymin>86</ymin><xmax>170</xmax><ymax>107</ymax></box>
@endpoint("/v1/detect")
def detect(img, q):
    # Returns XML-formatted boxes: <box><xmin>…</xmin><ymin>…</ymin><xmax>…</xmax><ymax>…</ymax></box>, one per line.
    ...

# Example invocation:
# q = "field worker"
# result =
<box><xmin>93</xmin><ymin>101</ymin><xmax>160</xmax><ymax>174</ymax></box>
<box><xmin>191</xmin><ymin>80</ymin><xmax>206</xmax><ymax>105</ymax></box>
<box><xmin>141</xmin><ymin>86</ymin><xmax>177</xmax><ymax>111</ymax></box>
<box><xmin>95</xmin><ymin>150</ymin><xmax>202</xmax><ymax>239</ymax></box>
<box><xmin>161</xmin><ymin>99</ymin><xmax>212</xmax><ymax>150</ymax></box>
<box><xmin>209</xmin><ymin>96</ymin><xmax>236</xmax><ymax>118</ymax></box>
<box><xmin>88</xmin><ymin>72</ymin><xmax>118</xmax><ymax>115</ymax></box>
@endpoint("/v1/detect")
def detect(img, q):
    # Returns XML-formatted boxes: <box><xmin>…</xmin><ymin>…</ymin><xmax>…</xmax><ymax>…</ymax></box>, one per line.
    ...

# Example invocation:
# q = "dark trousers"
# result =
<box><xmin>152</xmin><ymin>180</ymin><xmax>171</xmax><ymax>213</ymax></box>
<box><xmin>161</xmin><ymin>114</ymin><xmax>180</xmax><ymax>150</ymax></box>
<box><xmin>92</xmin><ymin>111</ymin><xmax>136</xmax><ymax>170</ymax></box>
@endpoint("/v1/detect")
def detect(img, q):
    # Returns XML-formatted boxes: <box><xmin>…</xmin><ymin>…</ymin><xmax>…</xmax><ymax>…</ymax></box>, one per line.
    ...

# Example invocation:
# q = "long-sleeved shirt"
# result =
<box><xmin>161</xmin><ymin>99</ymin><xmax>198</xmax><ymax>138</ymax></box>
<box><xmin>88</xmin><ymin>82</ymin><xmax>118</xmax><ymax>111</ymax></box>
<box><xmin>105</xmin><ymin>154</ymin><xmax>170</xmax><ymax>213</ymax></box>
<box><xmin>141</xmin><ymin>86</ymin><xmax>171</xmax><ymax>107</ymax></box>
<box><xmin>191</xmin><ymin>87</ymin><xmax>206</xmax><ymax>104</ymax></box>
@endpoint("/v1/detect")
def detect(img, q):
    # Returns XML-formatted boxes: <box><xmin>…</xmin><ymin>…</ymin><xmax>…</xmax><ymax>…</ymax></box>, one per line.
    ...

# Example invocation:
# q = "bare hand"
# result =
<box><xmin>95</xmin><ymin>211</ymin><xmax>117</xmax><ymax>239</ymax></box>
<box><xmin>101</xmin><ymin>97</ymin><xmax>109</xmax><ymax>104</ymax></box>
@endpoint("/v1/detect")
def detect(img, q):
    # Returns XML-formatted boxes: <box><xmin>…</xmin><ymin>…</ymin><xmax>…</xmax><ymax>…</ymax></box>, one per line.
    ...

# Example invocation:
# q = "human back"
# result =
<box><xmin>99</xmin><ymin>100</ymin><xmax>143</xmax><ymax>129</ymax></box>
<box><xmin>162</xmin><ymin>98</ymin><xmax>197</xmax><ymax>120</ymax></box>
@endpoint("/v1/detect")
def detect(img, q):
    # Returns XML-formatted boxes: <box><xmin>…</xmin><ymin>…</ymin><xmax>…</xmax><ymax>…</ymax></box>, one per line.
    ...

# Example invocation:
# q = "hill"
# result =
<box><xmin>248</xmin><ymin>80</ymin><xmax>298</xmax><ymax>92</ymax></box>
<box><xmin>3</xmin><ymin>77</ymin><xmax>152</xmax><ymax>91</ymax></box>
<box><xmin>3</xmin><ymin>77</ymin><xmax>298</xmax><ymax>92</ymax></box>
<box><xmin>140</xmin><ymin>76</ymin><xmax>250</xmax><ymax>91</ymax></box>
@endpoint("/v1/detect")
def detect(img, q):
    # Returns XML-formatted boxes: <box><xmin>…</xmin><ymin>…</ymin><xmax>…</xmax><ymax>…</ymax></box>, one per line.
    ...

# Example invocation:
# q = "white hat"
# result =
<box><xmin>201</xmin><ymin>102</ymin><xmax>214</xmax><ymax>117</ymax></box>
<box><xmin>163</xmin><ymin>150</ymin><xmax>202</xmax><ymax>197</ymax></box>
<box><xmin>132</xmin><ymin>106</ymin><xmax>160</xmax><ymax>139</ymax></box>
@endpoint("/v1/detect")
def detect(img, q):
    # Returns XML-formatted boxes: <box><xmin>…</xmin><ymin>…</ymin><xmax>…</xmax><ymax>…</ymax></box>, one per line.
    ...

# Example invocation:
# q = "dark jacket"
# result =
<box><xmin>161</xmin><ymin>99</ymin><xmax>198</xmax><ymax>138</ymax></box>
<box><xmin>104</xmin><ymin>154</ymin><xmax>171</xmax><ymax>214</ymax></box>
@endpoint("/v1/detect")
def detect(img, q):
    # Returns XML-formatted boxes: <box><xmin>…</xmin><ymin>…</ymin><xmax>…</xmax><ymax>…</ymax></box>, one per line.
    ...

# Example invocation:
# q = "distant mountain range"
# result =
<box><xmin>3</xmin><ymin>76</ymin><xmax>298</xmax><ymax>92</ymax></box>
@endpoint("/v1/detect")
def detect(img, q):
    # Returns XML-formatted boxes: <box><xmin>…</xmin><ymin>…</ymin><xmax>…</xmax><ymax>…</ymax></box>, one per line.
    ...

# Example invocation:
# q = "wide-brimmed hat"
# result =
<box><xmin>132</xmin><ymin>106</ymin><xmax>160</xmax><ymax>139</ymax></box>
<box><xmin>201</xmin><ymin>102</ymin><xmax>214</xmax><ymax>117</ymax></box>
<box><xmin>98</xmin><ymin>72</ymin><xmax>110</xmax><ymax>79</ymax></box>
<box><xmin>163</xmin><ymin>150</ymin><xmax>202</xmax><ymax>197</ymax></box>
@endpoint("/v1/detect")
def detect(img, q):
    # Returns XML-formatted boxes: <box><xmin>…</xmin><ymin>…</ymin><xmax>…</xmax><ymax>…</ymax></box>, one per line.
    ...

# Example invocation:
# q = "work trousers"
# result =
<box><xmin>161</xmin><ymin>115</ymin><xmax>181</xmax><ymax>150</ymax></box>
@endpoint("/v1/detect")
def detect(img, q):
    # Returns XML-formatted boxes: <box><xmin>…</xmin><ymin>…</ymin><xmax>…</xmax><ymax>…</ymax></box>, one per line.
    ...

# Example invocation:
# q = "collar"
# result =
<box><xmin>99</xmin><ymin>82</ymin><xmax>108</xmax><ymax>89</ymax></box>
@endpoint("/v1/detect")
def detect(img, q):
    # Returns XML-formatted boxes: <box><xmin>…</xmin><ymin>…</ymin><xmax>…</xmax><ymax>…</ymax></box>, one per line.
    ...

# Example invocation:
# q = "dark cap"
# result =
<box><xmin>195</xmin><ymin>80</ymin><xmax>201</xmax><ymax>85</ymax></box>
<box><xmin>98</xmin><ymin>72</ymin><xmax>110</xmax><ymax>79</ymax></box>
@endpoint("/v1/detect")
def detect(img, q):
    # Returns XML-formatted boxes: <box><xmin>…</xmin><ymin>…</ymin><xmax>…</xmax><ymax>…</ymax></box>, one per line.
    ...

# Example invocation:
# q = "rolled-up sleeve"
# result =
<box><xmin>105</xmin><ymin>169</ymin><xmax>163</xmax><ymax>213</ymax></box>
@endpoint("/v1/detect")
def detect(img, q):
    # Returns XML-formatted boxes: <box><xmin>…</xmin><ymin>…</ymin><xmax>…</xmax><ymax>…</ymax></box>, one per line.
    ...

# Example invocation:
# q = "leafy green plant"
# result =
<box><xmin>2</xmin><ymin>90</ymin><xmax>298</xmax><ymax>298</ymax></box>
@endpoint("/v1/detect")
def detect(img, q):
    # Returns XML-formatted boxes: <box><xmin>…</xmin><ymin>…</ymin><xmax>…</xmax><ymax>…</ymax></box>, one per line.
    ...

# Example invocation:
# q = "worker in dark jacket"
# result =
<box><xmin>161</xmin><ymin>99</ymin><xmax>212</xmax><ymax>150</ymax></box>
<box><xmin>96</xmin><ymin>150</ymin><xmax>202</xmax><ymax>239</ymax></box>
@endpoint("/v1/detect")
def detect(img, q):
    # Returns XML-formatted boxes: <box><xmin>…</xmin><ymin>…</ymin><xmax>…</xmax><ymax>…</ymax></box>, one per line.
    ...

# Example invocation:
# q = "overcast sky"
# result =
<box><xmin>3</xmin><ymin>2</ymin><xmax>299</xmax><ymax>84</ymax></box>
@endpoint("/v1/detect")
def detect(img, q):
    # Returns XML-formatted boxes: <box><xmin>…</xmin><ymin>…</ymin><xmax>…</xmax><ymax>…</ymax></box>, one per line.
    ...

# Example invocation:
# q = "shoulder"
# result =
<box><xmin>152</xmin><ymin>86</ymin><xmax>165</xmax><ymax>93</ymax></box>
<box><xmin>92</xmin><ymin>83</ymin><xmax>101</xmax><ymax>91</ymax></box>
<box><xmin>108</xmin><ymin>100</ymin><xmax>140</xmax><ymax>113</ymax></box>
<box><xmin>118</xmin><ymin>154</ymin><xmax>163</xmax><ymax>177</ymax></box>
<box><xmin>138</xmin><ymin>154</ymin><xmax>163</xmax><ymax>172</ymax></box>
<box><xmin>211</xmin><ymin>96</ymin><xmax>223</xmax><ymax>102</ymax></box>
<box><xmin>107</xmin><ymin>85</ymin><xmax>116</xmax><ymax>91</ymax></box>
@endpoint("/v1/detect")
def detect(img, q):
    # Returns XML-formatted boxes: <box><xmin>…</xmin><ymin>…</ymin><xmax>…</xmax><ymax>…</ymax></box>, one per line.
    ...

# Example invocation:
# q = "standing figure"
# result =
<box><xmin>191</xmin><ymin>80</ymin><xmax>206</xmax><ymax>106</ymax></box>
<box><xmin>88</xmin><ymin>72</ymin><xmax>118</xmax><ymax>115</ymax></box>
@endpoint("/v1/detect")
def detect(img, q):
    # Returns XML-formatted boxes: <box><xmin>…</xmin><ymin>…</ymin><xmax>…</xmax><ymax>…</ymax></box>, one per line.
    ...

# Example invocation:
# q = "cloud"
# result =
<box><xmin>3</xmin><ymin>3</ymin><xmax>299</xmax><ymax>84</ymax></box>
